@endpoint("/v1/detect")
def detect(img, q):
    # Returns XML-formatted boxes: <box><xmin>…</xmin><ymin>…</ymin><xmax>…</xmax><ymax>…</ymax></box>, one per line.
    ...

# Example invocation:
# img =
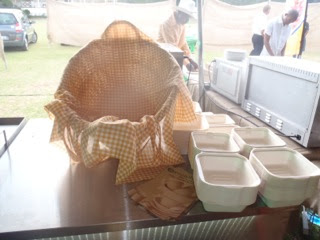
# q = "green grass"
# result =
<box><xmin>0</xmin><ymin>18</ymin><xmax>80</xmax><ymax>119</ymax></box>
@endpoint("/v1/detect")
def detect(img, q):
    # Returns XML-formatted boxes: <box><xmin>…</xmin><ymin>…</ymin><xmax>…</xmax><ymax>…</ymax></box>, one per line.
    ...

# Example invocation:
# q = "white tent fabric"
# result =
<box><xmin>47</xmin><ymin>0</ymin><xmax>174</xmax><ymax>46</ymax></box>
<box><xmin>47</xmin><ymin>0</ymin><xmax>319</xmax><ymax>52</ymax></box>
<box><xmin>307</xmin><ymin>3</ymin><xmax>320</xmax><ymax>51</ymax></box>
<box><xmin>203</xmin><ymin>1</ymin><xmax>284</xmax><ymax>51</ymax></box>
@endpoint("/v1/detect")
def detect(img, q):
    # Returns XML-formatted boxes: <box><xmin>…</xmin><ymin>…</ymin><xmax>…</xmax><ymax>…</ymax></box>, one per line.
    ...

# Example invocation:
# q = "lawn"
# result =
<box><xmin>0</xmin><ymin>18</ymin><xmax>80</xmax><ymax>119</ymax></box>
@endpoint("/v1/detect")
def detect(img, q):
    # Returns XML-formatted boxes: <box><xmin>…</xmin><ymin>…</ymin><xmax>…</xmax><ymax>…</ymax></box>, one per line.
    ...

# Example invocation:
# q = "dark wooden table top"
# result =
<box><xmin>0</xmin><ymin>119</ymin><xmax>298</xmax><ymax>240</ymax></box>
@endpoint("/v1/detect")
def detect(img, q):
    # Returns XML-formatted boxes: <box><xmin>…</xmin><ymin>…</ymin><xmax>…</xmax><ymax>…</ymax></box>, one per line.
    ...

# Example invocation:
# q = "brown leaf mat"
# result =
<box><xmin>128</xmin><ymin>167</ymin><xmax>198</xmax><ymax>220</ymax></box>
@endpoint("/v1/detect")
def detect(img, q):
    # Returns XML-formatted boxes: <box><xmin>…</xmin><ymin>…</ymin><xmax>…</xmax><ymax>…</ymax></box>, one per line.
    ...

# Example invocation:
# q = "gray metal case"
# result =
<box><xmin>242</xmin><ymin>56</ymin><xmax>320</xmax><ymax>147</ymax></box>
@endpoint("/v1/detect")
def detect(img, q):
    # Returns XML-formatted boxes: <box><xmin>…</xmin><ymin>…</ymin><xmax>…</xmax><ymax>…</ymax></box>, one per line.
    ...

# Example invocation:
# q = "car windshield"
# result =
<box><xmin>0</xmin><ymin>13</ymin><xmax>18</xmax><ymax>25</ymax></box>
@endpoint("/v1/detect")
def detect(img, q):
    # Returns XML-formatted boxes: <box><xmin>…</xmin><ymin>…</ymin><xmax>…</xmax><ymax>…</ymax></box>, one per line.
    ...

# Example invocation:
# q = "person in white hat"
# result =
<box><xmin>158</xmin><ymin>0</ymin><xmax>198</xmax><ymax>71</ymax></box>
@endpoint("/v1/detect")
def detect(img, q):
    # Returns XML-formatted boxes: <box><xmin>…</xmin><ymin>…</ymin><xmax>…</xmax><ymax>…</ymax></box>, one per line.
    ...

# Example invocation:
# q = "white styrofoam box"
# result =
<box><xmin>224</xmin><ymin>49</ymin><xmax>247</xmax><ymax>61</ymax></box>
<box><xmin>194</xmin><ymin>153</ymin><xmax>260</xmax><ymax>212</ymax></box>
<box><xmin>232</xmin><ymin>127</ymin><xmax>286</xmax><ymax>158</ymax></box>
<box><xmin>203</xmin><ymin>113</ymin><xmax>236</xmax><ymax>126</ymax></box>
<box><xmin>188</xmin><ymin>132</ymin><xmax>240</xmax><ymax>169</ymax></box>
<box><xmin>193</xmin><ymin>101</ymin><xmax>202</xmax><ymax>113</ymax></box>
<box><xmin>173</xmin><ymin>113</ymin><xmax>209</xmax><ymax>154</ymax></box>
<box><xmin>249</xmin><ymin>148</ymin><xmax>320</xmax><ymax>208</ymax></box>
<box><xmin>207</xmin><ymin>125</ymin><xmax>240</xmax><ymax>134</ymax></box>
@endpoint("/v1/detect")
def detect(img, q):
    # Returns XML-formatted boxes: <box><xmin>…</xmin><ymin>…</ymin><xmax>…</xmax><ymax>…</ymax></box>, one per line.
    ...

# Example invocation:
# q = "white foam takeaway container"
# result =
<box><xmin>194</xmin><ymin>153</ymin><xmax>260</xmax><ymax>212</ymax></box>
<box><xmin>232</xmin><ymin>127</ymin><xmax>286</xmax><ymax>158</ymax></box>
<box><xmin>249</xmin><ymin>147</ymin><xmax>320</xmax><ymax>208</ymax></box>
<box><xmin>207</xmin><ymin>125</ymin><xmax>240</xmax><ymax>134</ymax></box>
<box><xmin>204</xmin><ymin>113</ymin><xmax>236</xmax><ymax>126</ymax></box>
<box><xmin>188</xmin><ymin>132</ymin><xmax>240</xmax><ymax>169</ymax></box>
<box><xmin>193</xmin><ymin>101</ymin><xmax>202</xmax><ymax>113</ymax></box>
<box><xmin>173</xmin><ymin>113</ymin><xmax>209</xmax><ymax>154</ymax></box>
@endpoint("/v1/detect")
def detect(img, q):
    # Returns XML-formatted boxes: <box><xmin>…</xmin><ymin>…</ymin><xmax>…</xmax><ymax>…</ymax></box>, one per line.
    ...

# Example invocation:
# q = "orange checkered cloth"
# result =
<box><xmin>45</xmin><ymin>21</ymin><xmax>196</xmax><ymax>184</ymax></box>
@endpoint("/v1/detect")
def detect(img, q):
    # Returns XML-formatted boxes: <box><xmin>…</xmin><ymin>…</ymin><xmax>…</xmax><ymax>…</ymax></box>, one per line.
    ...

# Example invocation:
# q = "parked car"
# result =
<box><xmin>0</xmin><ymin>8</ymin><xmax>37</xmax><ymax>51</ymax></box>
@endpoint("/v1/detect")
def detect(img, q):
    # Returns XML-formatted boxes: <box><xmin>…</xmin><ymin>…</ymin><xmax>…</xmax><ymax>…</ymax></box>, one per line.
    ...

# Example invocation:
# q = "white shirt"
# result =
<box><xmin>260</xmin><ymin>16</ymin><xmax>292</xmax><ymax>56</ymax></box>
<box><xmin>252</xmin><ymin>12</ymin><xmax>268</xmax><ymax>35</ymax></box>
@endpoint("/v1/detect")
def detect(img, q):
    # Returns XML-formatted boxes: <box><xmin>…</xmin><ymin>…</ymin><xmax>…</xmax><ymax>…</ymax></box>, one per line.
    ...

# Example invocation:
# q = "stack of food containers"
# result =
<box><xmin>232</xmin><ymin>127</ymin><xmax>286</xmax><ymax>158</ymax></box>
<box><xmin>188</xmin><ymin>112</ymin><xmax>240</xmax><ymax>169</ymax></box>
<box><xmin>188</xmin><ymin>132</ymin><xmax>240</xmax><ymax>169</ymax></box>
<box><xmin>190</xmin><ymin>112</ymin><xmax>259</xmax><ymax>212</ymax></box>
<box><xmin>203</xmin><ymin>112</ymin><xmax>240</xmax><ymax>134</ymax></box>
<box><xmin>249</xmin><ymin>147</ymin><xmax>320</xmax><ymax>207</ymax></box>
<box><xmin>193</xmin><ymin>152</ymin><xmax>260</xmax><ymax>212</ymax></box>
<box><xmin>205</xmin><ymin>113</ymin><xmax>235</xmax><ymax>125</ymax></box>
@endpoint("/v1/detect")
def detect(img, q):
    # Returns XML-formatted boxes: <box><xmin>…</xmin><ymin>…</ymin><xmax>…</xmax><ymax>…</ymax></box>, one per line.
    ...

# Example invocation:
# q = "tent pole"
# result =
<box><xmin>197</xmin><ymin>0</ymin><xmax>204</xmax><ymax>110</ymax></box>
<box><xmin>298</xmin><ymin>0</ymin><xmax>309</xmax><ymax>57</ymax></box>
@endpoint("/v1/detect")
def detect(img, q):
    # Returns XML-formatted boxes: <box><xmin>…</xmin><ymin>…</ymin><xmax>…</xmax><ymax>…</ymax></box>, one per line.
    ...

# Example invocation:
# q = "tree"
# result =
<box><xmin>0</xmin><ymin>0</ymin><xmax>14</xmax><ymax>7</ymax></box>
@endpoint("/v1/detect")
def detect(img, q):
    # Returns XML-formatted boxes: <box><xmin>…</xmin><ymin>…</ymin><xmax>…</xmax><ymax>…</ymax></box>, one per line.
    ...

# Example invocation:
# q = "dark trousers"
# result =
<box><xmin>250</xmin><ymin>34</ymin><xmax>264</xmax><ymax>56</ymax></box>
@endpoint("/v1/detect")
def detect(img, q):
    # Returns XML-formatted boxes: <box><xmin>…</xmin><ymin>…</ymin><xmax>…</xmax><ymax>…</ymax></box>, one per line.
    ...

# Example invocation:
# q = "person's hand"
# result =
<box><xmin>186</xmin><ymin>58</ymin><xmax>199</xmax><ymax>71</ymax></box>
<box><xmin>186</xmin><ymin>63</ymin><xmax>193</xmax><ymax>71</ymax></box>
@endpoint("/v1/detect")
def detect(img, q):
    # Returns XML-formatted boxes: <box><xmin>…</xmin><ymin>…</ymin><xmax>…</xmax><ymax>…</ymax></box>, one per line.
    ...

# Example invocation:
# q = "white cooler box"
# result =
<box><xmin>173</xmin><ymin>113</ymin><xmax>209</xmax><ymax>154</ymax></box>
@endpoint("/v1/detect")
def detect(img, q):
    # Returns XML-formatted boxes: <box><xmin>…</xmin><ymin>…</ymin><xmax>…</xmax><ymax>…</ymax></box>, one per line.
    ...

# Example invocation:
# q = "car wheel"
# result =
<box><xmin>21</xmin><ymin>37</ymin><xmax>28</xmax><ymax>51</ymax></box>
<box><xmin>31</xmin><ymin>32</ymin><xmax>37</xmax><ymax>44</ymax></box>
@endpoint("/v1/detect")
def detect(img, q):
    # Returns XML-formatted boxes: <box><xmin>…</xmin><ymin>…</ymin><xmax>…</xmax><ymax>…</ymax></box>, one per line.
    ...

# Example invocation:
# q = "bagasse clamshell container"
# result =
<box><xmin>193</xmin><ymin>153</ymin><xmax>260</xmax><ymax>212</ymax></box>
<box><xmin>207</xmin><ymin>125</ymin><xmax>240</xmax><ymax>134</ymax></box>
<box><xmin>188</xmin><ymin>132</ymin><xmax>240</xmax><ymax>169</ymax></box>
<box><xmin>204</xmin><ymin>113</ymin><xmax>236</xmax><ymax>126</ymax></box>
<box><xmin>232</xmin><ymin>127</ymin><xmax>286</xmax><ymax>158</ymax></box>
<box><xmin>193</xmin><ymin>101</ymin><xmax>202</xmax><ymax>113</ymax></box>
<box><xmin>249</xmin><ymin>147</ymin><xmax>320</xmax><ymax>208</ymax></box>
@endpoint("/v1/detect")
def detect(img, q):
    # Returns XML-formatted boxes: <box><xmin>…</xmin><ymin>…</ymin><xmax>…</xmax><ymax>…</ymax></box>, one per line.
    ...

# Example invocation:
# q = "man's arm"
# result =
<box><xmin>179</xmin><ymin>27</ymin><xmax>191</xmax><ymax>57</ymax></box>
<box><xmin>159</xmin><ymin>24</ymin><xmax>178</xmax><ymax>46</ymax></box>
<box><xmin>179</xmin><ymin>27</ymin><xmax>198</xmax><ymax>71</ymax></box>
<box><xmin>264</xmin><ymin>34</ymin><xmax>274</xmax><ymax>56</ymax></box>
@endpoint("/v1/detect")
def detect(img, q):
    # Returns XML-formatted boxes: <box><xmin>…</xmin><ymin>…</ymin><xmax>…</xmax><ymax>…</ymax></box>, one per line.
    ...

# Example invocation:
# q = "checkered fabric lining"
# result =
<box><xmin>45</xmin><ymin>20</ymin><xmax>196</xmax><ymax>184</ymax></box>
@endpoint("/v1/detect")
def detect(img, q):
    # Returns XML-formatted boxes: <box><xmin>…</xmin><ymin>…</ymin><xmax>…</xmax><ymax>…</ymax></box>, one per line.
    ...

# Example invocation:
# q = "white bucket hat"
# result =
<box><xmin>176</xmin><ymin>0</ymin><xmax>197</xmax><ymax>19</ymax></box>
